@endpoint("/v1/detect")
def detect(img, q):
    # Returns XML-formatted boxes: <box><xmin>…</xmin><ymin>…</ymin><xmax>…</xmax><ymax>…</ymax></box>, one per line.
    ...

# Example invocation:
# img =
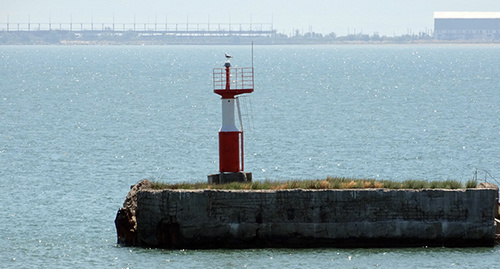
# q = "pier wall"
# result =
<box><xmin>116</xmin><ymin>181</ymin><xmax>498</xmax><ymax>248</ymax></box>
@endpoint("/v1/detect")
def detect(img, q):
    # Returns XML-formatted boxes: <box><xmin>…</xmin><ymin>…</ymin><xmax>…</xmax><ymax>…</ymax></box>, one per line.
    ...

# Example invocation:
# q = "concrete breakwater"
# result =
<box><xmin>115</xmin><ymin>180</ymin><xmax>499</xmax><ymax>248</ymax></box>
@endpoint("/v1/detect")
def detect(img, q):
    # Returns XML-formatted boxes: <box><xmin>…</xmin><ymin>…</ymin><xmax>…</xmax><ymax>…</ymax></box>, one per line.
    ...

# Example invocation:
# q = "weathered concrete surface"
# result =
<box><xmin>116</xmin><ymin>181</ymin><xmax>499</xmax><ymax>248</ymax></box>
<box><xmin>477</xmin><ymin>183</ymin><xmax>500</xmax><ymax>238</ymax></box>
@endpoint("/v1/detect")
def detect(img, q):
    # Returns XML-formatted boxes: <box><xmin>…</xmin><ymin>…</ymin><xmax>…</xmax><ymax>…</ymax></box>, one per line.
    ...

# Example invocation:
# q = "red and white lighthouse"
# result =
<box><xmin>208</xmin><ymin>54</ymin><xmax>254</xmax><ymax>184</ymax></box>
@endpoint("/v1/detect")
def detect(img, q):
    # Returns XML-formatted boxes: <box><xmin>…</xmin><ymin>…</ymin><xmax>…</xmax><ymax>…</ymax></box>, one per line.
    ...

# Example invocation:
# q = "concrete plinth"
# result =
<box><xmin>207</xmin><ymin>172</ymin><xmax>252</xmax><ymax>184</ymax></box>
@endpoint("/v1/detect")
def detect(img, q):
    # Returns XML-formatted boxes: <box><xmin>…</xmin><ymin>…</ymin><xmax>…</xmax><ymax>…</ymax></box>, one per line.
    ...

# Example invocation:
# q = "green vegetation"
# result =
<box><xmin>150</xmin><ymin>176</ymin><xmax>475</xmax><ymax>190</ymax></box>
<box><xmin>466</xmin><ymin>179</ymin><xmax>478</xmax><ymax>188</ymax></box>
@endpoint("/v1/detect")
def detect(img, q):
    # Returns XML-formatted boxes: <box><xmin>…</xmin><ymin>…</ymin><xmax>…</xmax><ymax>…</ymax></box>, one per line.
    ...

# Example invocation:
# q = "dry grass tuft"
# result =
<box><xmin>320</xmin><ymin>180</ymin><xmax>330</xmax><ymax>189</ymax></box>
<box><xmin>345</xmin><ymin>181</ymin><xmax>357</xmax><ymax>188</ymax></box>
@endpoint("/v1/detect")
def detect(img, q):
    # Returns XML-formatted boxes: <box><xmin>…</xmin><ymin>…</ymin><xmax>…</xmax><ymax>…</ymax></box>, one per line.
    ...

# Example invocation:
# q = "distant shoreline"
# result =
<box><xmin>1</xmin><ymin>31</ymin><xmax>499</xmax><ymax>45</ymax></box>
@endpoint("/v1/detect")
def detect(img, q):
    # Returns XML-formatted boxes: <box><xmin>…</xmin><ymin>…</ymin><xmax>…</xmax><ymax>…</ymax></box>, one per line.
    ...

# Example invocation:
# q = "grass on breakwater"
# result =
<box><xmin>150</xmin><ymin>177</ymin><xmax>478</xmax><ymax>190</ymax></box>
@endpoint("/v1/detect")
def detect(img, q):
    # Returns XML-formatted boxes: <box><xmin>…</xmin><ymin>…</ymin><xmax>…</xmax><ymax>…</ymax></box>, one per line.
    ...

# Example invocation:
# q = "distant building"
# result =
<box><xmin>434</xmin><ymin>12</ymin><xmax>500</xmax><ymax>40</ymax></box>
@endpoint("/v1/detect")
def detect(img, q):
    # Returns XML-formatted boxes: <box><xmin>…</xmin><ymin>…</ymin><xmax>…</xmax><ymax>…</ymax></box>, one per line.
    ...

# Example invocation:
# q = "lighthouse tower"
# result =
<box><xmin>208</xmin><ymin>54</ymin><xmax>254</xmax><ymax>184</ymax></box>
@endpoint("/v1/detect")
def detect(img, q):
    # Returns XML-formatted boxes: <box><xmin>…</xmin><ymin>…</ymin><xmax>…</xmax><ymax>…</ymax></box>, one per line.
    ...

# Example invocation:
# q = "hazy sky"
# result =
<box><xmin>1</xmin><ymin>0</ymin><xmax>499</xmax><ymax>36</ymax></box>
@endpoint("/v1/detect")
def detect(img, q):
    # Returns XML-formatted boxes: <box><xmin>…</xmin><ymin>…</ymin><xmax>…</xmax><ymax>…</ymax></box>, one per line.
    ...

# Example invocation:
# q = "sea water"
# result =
<box><xmin>1</xmin><ymin>45</ymin><xmax>499</xmax><ymax>267</ymax></box>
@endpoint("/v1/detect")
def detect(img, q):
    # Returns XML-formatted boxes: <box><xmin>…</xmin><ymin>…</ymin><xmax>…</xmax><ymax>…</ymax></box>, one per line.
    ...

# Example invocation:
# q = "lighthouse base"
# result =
<box><xmin>208</xmin><ymin>172</ymin><xmax>252</xmax><ymax>185</ymax></box>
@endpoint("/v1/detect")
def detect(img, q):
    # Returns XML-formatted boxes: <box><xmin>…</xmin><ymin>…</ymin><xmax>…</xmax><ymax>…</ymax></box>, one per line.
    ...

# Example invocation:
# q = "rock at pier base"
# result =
<box><xmin>207</xmin><ymin>172</ymin><xmax>252</xmax><ymax>184</ymax></box>
<box><xmin>114</xmin><ymin>179</ymin><xmax>152</xmax><ymax>246</ymax></box>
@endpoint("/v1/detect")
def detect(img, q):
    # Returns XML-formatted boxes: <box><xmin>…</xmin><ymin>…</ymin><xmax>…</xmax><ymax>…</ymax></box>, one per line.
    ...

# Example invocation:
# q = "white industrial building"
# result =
<box><xmin>434</xmin><ymin>12</ymin><xmax>500</xmax><ymax>40</ymax></box>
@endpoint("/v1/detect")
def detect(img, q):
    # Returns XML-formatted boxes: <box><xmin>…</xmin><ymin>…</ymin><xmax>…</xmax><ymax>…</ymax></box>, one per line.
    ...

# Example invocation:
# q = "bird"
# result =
<box><xmin>225</xmin><ymin>53</ymin><xmax>232</xmax><ymax>59</ymax></box>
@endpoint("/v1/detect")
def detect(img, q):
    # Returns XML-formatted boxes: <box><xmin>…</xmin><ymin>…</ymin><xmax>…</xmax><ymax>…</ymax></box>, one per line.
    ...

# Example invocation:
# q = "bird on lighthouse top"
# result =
<box><xmin>224</xmin><ymin>53</ymin><xmax>232</xmax><ymax>67</ymax></box>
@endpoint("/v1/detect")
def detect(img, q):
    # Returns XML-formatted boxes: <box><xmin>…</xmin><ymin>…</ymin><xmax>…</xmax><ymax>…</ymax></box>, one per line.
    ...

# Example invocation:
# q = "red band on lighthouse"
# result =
<box><xmin>219</xmin><ymin>131</ymin><xmax>241</xmax><ymax>172</ymax></box>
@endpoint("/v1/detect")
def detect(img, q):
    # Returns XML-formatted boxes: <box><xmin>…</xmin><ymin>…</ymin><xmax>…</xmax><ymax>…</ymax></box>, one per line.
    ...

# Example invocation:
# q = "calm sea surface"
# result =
<box><xmin>1</xmin><ymin>45</ymin><xmax>499</xmax><ymax>267</ymax></box>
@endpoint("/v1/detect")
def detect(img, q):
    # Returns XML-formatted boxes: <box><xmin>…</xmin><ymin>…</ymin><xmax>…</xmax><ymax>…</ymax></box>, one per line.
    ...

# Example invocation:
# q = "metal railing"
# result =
<box><xmin>213</xmin><ymin>67</ymin><xmax>254</xmax><ymax>91</ymax></box>
<box><xmin>473</xmin><ymin>169</ymin><xmax>499</xmax><ymax>185</ymax></box>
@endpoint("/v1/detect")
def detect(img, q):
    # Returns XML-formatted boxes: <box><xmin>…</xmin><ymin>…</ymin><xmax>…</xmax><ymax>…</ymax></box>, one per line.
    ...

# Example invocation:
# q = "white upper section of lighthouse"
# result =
<box><xmin>220</xmin><ymin>99</ymin><xmax>239</xmax><ymax>132</ymax></box>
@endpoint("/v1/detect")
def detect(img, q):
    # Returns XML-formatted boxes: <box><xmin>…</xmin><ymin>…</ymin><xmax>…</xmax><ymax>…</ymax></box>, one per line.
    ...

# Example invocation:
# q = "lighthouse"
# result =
<box><xmin>208</xmin><ymin>54</ymin><xmax>254</xmax><ymax>184</ymax></box>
